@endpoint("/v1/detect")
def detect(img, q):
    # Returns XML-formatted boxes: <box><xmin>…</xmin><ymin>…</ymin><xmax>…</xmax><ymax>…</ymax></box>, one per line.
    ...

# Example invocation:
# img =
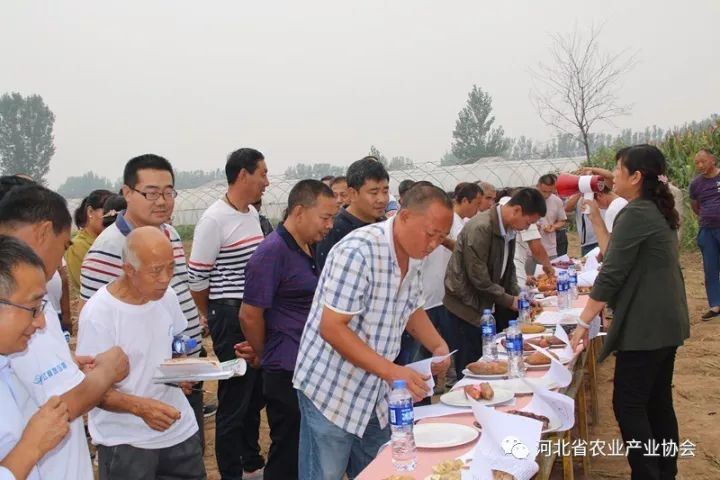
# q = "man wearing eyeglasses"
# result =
<box><xmin>0</xmin><ymin>184</ymin><xmax>129</xmax><ymax>480</ymax></box>
<box><xmin>80</xmin><ymin>154</ymin><xmax>206</xmax><ymax>447</ymax></box>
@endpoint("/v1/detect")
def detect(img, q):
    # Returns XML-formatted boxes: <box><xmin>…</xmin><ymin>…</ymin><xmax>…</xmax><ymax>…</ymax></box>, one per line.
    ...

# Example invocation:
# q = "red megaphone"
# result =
<box><xmin>555</xmin><ymin>173</ymin><xmax>605</xmax><ymax>198</ymax></box>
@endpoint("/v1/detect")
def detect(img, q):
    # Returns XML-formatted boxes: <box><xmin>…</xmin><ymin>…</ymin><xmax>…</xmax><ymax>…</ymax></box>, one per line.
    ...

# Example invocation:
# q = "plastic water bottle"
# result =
<box><xmin>480</xmin><ymin>309</ymin><xmax>498</xmax><ymax>361</ymax></box>
<box><xmin>63</xmin><ymin>331</ymin><xmax>71</xmax><ymax>344</ymax></box>
<box><xmin>505</xmin><ymin>320</ymin><xmax>526</xmax><ymax>378</ymax></box>
<box><xmin>389</xmin><ymin>380</ymin><xmax>417</xmax><ymax>472</ymax></box>
<box><xmin>518</xmin><ymin>288</ymin><xmax>531</xmax><ymax>324</ymax></box>
<box><xmin>568</xmin><ymin>264</ymin><xmax>578</xmax><ymax>301</ymax></box>
<box><xmin>172</xmin><ymin>335</ymin><xmax>199</xmax><ymax>358</ymax></box>
<box><xmin>557</xmin><ymin>271</ymin><xmax>570</xmax><ymax>311</ymax></box>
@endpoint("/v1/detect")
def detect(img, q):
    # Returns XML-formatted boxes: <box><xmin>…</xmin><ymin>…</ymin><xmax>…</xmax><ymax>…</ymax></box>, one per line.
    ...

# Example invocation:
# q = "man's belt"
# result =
<box><xmin>209</xmin><ymin>298</ymin><xmax>242</xmax><ymax>308</ymax></box>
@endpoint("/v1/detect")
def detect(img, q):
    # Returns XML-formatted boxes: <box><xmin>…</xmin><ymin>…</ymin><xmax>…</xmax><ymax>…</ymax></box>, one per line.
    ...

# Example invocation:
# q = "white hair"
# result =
<box><xmin>479</xmin><ymin>181</ymin><xmax>496</xmax><ymax>193</ymax></box>
<box><xmin>121</xmin><ymin>242</ymin><xmax>141</xmax><ymax>269</ymax></box>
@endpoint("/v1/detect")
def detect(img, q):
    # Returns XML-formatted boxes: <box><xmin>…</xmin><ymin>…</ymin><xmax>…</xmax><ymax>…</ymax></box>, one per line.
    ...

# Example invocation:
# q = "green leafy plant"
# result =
<box><xmin>587</xmin><ymin>116</ymin><xmax>720</xmax><ymax>250</ymax></box>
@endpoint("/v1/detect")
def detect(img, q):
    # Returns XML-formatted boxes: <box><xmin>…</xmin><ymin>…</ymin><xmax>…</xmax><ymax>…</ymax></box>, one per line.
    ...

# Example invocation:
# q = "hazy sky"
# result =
<box><xmin>2</xmin><ymin>0</ymin><xmax>718</xmax><ymax>188</ymax></box>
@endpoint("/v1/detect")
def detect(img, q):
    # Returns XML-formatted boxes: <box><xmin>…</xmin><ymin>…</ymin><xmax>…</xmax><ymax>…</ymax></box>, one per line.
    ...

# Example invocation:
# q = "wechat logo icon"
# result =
<box><xmin>502</xmin><ymin>436</ymin><xmax>529</xmax><ymax>459</ymax></box>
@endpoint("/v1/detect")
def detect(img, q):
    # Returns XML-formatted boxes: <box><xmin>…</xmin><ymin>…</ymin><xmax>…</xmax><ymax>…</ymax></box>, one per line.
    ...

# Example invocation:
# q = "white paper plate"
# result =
<box><xmin>546</xmin><ymin>417</ymin><xmax>562</xmax><ymax>432</ymax></box>
<box><xmin>538</xmin><ymin>295</ymin><xmax>558</xmax><ymax>307</ymax></box>
<box><xmin>414</xmin><ymin>423</ymin><xmax>479</xmax><ymax>449</ymax></box>
<box><xmin>461</xmin><ymin>368</ymin><xmax>508</xmax><ymax>380</ymax></box>
<box><xmin>486</xmin><ymin>377</ymin><xmax>558</xmax><ymax>395</ymax></box>
<box><xmin>535</xmin><ymin>309</ymin><xmax>583</xmax><ymax>326</ymax></box>
<box><xmin>440</xmin><ymin>387</ymin><xmax>514</xmax><ymax>408</ymax></box>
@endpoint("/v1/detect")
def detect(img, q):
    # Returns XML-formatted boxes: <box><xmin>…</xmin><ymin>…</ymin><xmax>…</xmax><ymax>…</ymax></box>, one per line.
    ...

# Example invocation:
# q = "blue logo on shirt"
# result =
<box><xmin>33</xmin><ymin>361</ymin><xmax>68</xmax><ymax>385</ymax></box>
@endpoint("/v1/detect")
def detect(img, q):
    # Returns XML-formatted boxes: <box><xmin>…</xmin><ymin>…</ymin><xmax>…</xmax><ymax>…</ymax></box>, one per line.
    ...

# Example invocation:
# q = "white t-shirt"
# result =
<box><xmin>514</xmin><ymin>223</ymin><xmax>542</xmax><ymax>288</ymax></box>
<box><xmin>538</xmin><ymin>194</ymin><xmax>567</xmax><ymax>256</ymax></box>
<box><xmin>188</xmin><ymin>199</ymin><xmax>264</xmax><ymax>301</ymax></box>
<box><xmin>76</xmin><ymin>286</ymin><xmax>198</xmax><ymax>449</ymax></box>
<box><xmin>0</xmin><ymin>356</ymin><xmax>41</xmax><ymax>480</ymax></box>
<box><xmin>8</xmin><ymin>302</ymin><xmax>93</xmax><ymax>480</ymax></box>
<box><xmin>80</xmin><ymin>217</ymin><xmax>202</xmax><ymax>356</ymax></box>
<box><xmin>46</xmin><ymin>259</ymin><xmax>67</xmax><ymax>315</ymax></box>
<box><xmin>422</xmin><ymin>213</ymin><xmax>465</xmax><ymax>310</ymax></box>
<box><xmin>46</xmin><ymin>271</ymin><xmax>62</xmax><ymax>314</ymax></box>
<box><xmin>604</xmin><ymin>197</ymin><xmax>629</xmax><ymax>233</ymax></box>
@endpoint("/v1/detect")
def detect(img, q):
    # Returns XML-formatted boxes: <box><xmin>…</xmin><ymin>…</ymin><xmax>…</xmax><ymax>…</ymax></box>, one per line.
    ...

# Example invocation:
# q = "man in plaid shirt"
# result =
<box><xmin>293</xmin><ymin>185</ymin><xmax>453</xmax><ymax>479</ymax></box>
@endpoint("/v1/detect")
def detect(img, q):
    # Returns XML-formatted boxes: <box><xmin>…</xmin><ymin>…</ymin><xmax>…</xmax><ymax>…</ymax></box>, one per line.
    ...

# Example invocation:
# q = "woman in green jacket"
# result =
<box><xmin>571</xmin><ymin>145</ymin><xmax>690</xmax><ymax>479</ymax></box>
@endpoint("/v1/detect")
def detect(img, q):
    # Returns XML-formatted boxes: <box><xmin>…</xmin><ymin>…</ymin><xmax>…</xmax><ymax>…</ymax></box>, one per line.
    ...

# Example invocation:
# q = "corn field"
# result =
<box><xmin>588</xmin><ymin>117</ymin><xmax>720</xmax><ymax>250</ymax></box>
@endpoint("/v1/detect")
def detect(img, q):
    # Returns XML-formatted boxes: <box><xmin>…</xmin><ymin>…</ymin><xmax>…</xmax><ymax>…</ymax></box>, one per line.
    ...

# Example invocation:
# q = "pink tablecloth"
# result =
<box><xmin>357</xmin><ymin>295</ymin><xmax>589</xmax><ymax>480</ymax></box>
<box><xmin>356</xmin><ymin>378</ymin><xmax>539</xmax><ymax>480</ymax></box>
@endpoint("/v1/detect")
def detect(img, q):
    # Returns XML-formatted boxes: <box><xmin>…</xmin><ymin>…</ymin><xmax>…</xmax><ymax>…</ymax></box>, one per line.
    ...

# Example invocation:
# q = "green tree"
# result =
<box><xmin>451</xmin><ymin>85</ymin><xmax>510</xmax><ymax>163</ymax></box>
<box><xmin>0</xmin><ymin>92</ymin><xmax>56</xmax><ymax>183</ymax></box>
<box><xmin>368</xmin><ymin>146</ymin><xmax>388</xmax><ymax>166</ymax></box>
<box><xmin>509</xmin><ymin>136</ymin><xmax>541</xmax><ymax>160</ymax></box>
<box><xmin>175</xmin><ymin>169</ymin><xmax>224</xmax><ymax>189</ymax></box>
<box><xmin>57</xmin><ymin>171</ymin><xmax>113</xmax><ymax>198</ymax></box>
<box><xmin>440</xmin><ymin>151</ymin><xmax>461</xmax><ymax>166</ymax></box>
<box><xmin>387</xmin><ymin>156</ymin><xmax>413</xmax><ymax>171</ymax></box>
<box><xmin>587</xmin><ymin>114</ymin><xmax>720</xmax><ymax>251</ymax></box>
<box><xmin>283</xmin><ymin>163</ymin><xmax>345</xmax><ymax>179</ymax></box>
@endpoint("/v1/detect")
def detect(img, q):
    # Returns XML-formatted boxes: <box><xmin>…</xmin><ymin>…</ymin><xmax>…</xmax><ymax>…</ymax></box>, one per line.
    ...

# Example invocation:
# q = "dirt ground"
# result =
<box><xmin>74</xmin><ymin>237</ymin><xmax>719</xmax><ymax>479</ymax></box>
<box><xmin>196</xmin><ymin>248</ymin><xmax>720</xmax><ymax>479</ymax></box>
<box><xmin>585</xmin><ymin>249</ymin><xmax>720</xmax><ymax>479</ymax></box>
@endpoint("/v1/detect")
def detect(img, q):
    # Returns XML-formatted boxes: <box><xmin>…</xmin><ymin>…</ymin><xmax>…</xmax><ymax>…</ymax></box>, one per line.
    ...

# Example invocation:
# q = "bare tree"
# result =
<box><xmin>531</xmin><ymin>26</ymin><xmax>636</xmax><ymax>162</ymax></box>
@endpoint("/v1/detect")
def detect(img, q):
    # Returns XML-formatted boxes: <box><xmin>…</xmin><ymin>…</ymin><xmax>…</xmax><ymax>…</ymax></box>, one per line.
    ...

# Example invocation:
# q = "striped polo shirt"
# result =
<box><xmin>79</xmin><ymin>212</ymin><xmax>202</xmax><ymax>356</ymax></box>
<box><xmin>187</xmin><ymin>199</ymin><xmax>264</xmax><ymax>301</ymax></box>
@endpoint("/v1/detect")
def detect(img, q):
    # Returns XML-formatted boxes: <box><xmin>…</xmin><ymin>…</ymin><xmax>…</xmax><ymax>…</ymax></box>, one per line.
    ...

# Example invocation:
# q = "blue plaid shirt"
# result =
<box><xmin>293</xmin><ymin>217</ymin><xmax>425</xmax><ymax>436</ymax></box>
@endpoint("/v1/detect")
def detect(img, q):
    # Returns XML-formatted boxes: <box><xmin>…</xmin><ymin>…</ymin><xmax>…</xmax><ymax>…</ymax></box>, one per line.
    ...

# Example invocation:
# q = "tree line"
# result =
<box><xmin>55</xmin><ymin>169</ymin><xmax>226</xmax><ymax>199</ymax></box>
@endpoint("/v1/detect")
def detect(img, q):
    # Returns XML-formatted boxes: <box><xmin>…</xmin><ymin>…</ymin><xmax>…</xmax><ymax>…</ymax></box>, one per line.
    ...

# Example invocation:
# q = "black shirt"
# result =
<box><xmin>315</xmin><ymin>208</ymin><xmax>371</xmax><ymax>272</ymax></box>
<box><xmin>259</xmin><ymin>214</ymin><xmax>274</xmax><ymax>237</ymax></box>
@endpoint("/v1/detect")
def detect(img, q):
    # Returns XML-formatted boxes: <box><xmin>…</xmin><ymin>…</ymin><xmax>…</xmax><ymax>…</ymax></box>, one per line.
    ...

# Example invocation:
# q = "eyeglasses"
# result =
<box><xmin>131</xmin><ymin>188</ymin><xmax>178</xmax><ymax>201</ymax></box>
<box><xmin>0</xmin><ymin>298</ymin><xmax>47</xmax><ymax>318</ymax></box>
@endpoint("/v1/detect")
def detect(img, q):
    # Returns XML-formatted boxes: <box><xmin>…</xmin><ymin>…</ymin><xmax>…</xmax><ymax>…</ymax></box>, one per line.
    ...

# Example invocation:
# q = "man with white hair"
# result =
<box><xmin>77</xmin><ymin>227</ymin><xmax>206</xmax><ymax>480</ymax></box>
<box><xmin>477</xmin><ymin>181</ymin><xmax>496</xmax><ymax>213</ymax></box>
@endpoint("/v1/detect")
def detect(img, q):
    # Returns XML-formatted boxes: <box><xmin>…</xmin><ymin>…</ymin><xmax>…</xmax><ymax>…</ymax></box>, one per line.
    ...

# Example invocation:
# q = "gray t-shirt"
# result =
<box><xmin>538</xmin><ymin>194</ymin><xmax>567</xmax><ymax>256</ymax></box>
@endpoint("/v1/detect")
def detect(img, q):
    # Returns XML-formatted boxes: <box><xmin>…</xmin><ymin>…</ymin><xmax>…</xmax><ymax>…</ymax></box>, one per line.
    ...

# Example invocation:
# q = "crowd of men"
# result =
<box><xmin>0</xmin><ymin>145</ymin><xmax>717</xmax><ymax>480</ymax></box>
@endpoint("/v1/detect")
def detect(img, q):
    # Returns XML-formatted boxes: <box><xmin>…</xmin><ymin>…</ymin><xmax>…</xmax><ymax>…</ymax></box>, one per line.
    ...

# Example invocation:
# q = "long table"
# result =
<box><xmin>358</xmin><ymin>296</ymin><xmax>589</xmax><ymax>480</ymax></box>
